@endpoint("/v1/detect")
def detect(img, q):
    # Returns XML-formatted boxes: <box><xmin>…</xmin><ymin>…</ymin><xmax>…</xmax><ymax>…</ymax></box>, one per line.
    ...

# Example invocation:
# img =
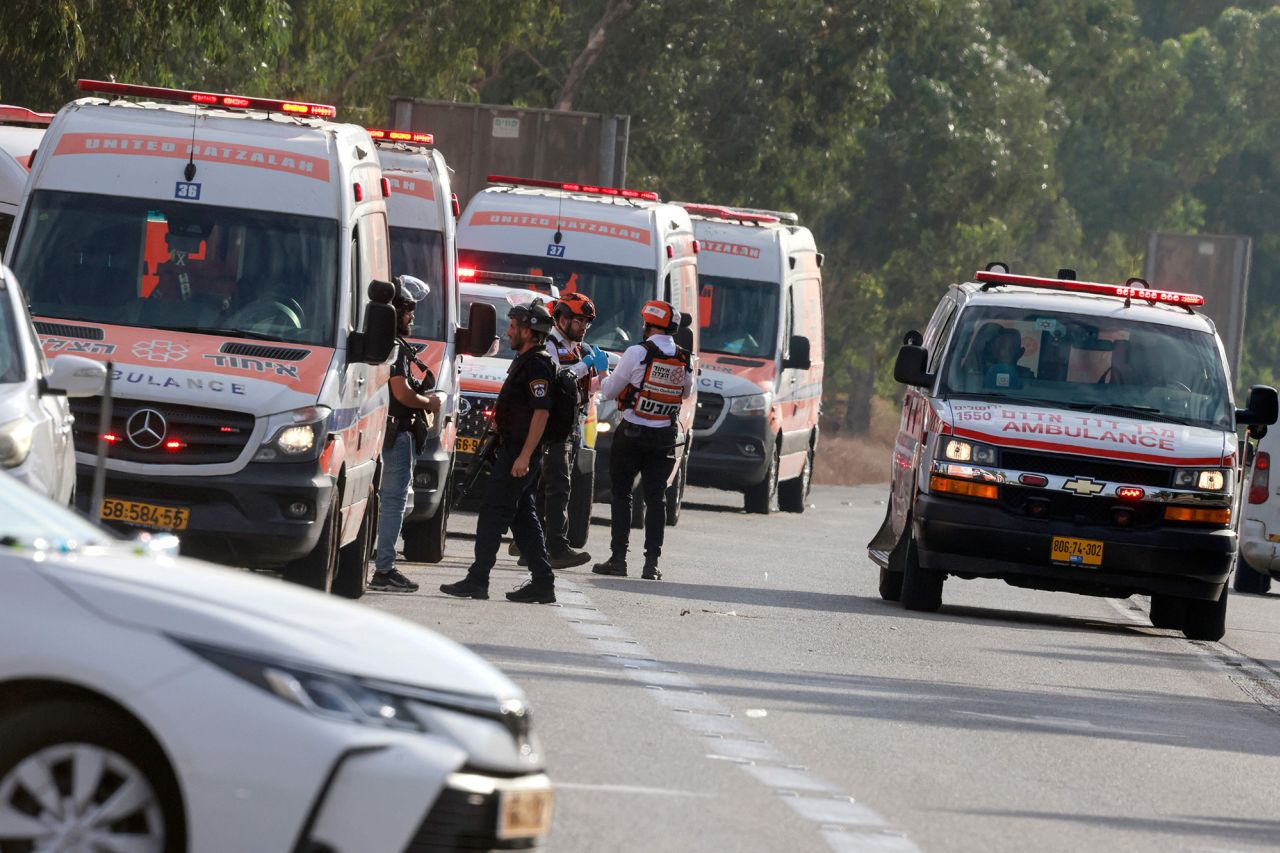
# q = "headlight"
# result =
<box><xmin>0</xmin><ymin>417</ymin><xmax>35</xmax><ymax>468</ymax></box>
<box><xmin>255</xmin><ymin>406</ymin><xmax>330</xmax><ymax>462</ymax></box>
<box><xmin>1174</xmin><ymin>468</ymin><xmax>1228</xmax><ymax>491</ymax></box>
<box><xmin>729</xmin><ymin>393</ymin><xmax>770</xmax><ymax>415</ymax></box>
<box><xmin>941</xmin><ymin>439</ymin><xmax>997</xmax><ymax>465</ymax></box>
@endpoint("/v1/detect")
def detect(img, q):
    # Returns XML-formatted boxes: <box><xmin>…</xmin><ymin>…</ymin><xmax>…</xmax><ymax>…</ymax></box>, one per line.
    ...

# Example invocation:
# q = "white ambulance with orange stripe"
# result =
<box><xmin>0</xmin><ymin>105</ymin><xmax>51</xmax><ymax>246</ymax></box>
<box><xmin>683</xmin><ymin>204</ymin><xmax>824</xmax><ymax>514</ymax></box>
<box><xmin>5</xmin><ymin>80</ymin><xmax>403</xmax><ymax>597</ymax></box>
<box><xmin>457</xmin><ymin>176</ymin><xmax>699</xmax><ymax>521</ymax></box>
<box><xmin>869</xmin><ymin>265</ymin><xmax>1278</xmax><ymax>641</ymax></box>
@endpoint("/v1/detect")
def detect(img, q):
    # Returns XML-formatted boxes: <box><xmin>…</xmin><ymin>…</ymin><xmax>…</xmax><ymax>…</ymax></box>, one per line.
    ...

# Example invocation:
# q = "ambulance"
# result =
<box><xmin>457</xmin><ymin>176</ymin><xmax>699</xmax><ymax>522</ymax></box>
<box><xmin>367</xmin><ymin>128</ymin><xmax>495</xmax><ymax>563</ymax></box>
<box><xmin>682</xmin><ymin>204</ymin><xmax>824</xmax><ymax>514</ymax></box>
<box><xmin>869</xmin><ymin>265</ymin><xmax>1278</xmax><ymax>641</ymax></box>
<box><xmin>0</xmin><ymin>106</ymin><xmax>51</xmax><ymax>246</ymax></box>
<box><xmin>6</xmin><ymin>80</ymin><xmax>403</xmax><ymax>597</ymax></box>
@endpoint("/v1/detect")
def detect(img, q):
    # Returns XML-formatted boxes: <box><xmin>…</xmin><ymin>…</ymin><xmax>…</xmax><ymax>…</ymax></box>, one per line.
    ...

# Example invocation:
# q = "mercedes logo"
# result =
<box><xmin>126</xmin><ymin>408</ymin><xmax>168</xmax><ymax>450</ymax></box>
<box><xmin>458</xmin><ymin>397</ymin><xmax>472</xmax><ymax>416</ymax></box>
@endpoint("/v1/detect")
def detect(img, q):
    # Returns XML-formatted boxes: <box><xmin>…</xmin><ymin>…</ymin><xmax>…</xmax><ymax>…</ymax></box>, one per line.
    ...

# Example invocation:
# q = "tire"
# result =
<box><xmin>879</xmin><ymin>567</ymin><xmax>904</xmax><ymax>602</ymax></box>
<box><xmin>744</xmin><ymin>443</ymin><xmax>780</xmax><ymax>514</ymax></box>
<box><xmin>779</xmin><ymin>447</ymin><xmax>813</xmax><ymax>513</ymax></box>
<box><xmin>1148</xmin><ymin>594</ymin><xmax>1187</xmax><ymax>630</ymax></box>
<box><xmin>1183</xmin><ymin>583</ymin><xmax>1229</xmax><ymax>642</ymax></box>
<box><xmin>0</xmin><ymin>700</ymin><xmax>185</xmax><ymax>852</ymax></box>
<box><xmin>665</xmin><ymin>457</ymin><xmax>686</xmax><ymax>527</ymax></box>
<box><xmin>630</xmin><ymin>485</ymin><xmax>645</xmax><ymax>529</ymax></box>
<box><xmin>334</xmin><ymin>485</ymin><xmax>374</xmax><ymax>600</ymax></box>
<box><xmin>1233</xmin><ymin>557</ymin><xmax>1273</xmax><ymax>594</ymax></box>
<box><xmin>899</xmin><ymin>528</ymin><xmax>943</xmax><ymax>612</ymax></box>
<box><xmin>568</xmin><ymin>468</ymin><xmax>594</xmax><ymax>549</ymax></box>
<box><xmin>403</xmin><ymin>487</ymin><xmax>449</xmax><ymax>564</ymax></box>
<box><xmin>283</xmin><ymin>492</ymin><xmax>340</xmax><ymax>592</ymax></box>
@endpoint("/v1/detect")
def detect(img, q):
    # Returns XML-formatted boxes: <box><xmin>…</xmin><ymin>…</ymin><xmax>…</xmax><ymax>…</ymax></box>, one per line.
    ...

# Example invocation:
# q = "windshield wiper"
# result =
<box><xmin>1066</xmin><ymin>402</ymin><xmax>1191</xmax><ymax>425</ymax></box>
<box><xmin>945</xmin><ymin>392</ymin><xmax>1063</xmax><ymax>408</ymax></box>
<box><xmin>159</xmin><ymin>326</ymin><xmax>290</xmax><ymax>343</ymax></box>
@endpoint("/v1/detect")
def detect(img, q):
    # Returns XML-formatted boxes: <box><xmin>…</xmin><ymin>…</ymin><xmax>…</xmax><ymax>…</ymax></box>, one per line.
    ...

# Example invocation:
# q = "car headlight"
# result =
<box><xmin>729</xmin><ymin>393</ymin><xmax>771</xmax><ymax>415</ymax></box>
<box><xmin>254</xmin><ymin>406</ymin><xmax>330</xmax><ymax>462</ymax></box>
<box><xmin>1174</xmin><ymin>468</ymin><xmax>1228</xmax><ymax>491</ymax></box>
<box><xmin>0</xmin><ymin>417</ymin><xmax>35</xmax><ymax>468</ymax></box>
<box><xmin>940</xmin><ymin>439</ymin><xmax>997</xmax><ymax>465</ymax></box>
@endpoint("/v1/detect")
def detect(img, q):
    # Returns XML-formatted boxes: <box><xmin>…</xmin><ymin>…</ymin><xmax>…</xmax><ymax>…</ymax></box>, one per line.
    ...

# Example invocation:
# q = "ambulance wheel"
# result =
<box><xmin>1182</xmin><ymin>583</ymin><xmax>1228</xmax><ymax>642</ymax></box>
<box><xmin>665</xmin><ymin>458</ymin><xmax>686</xmax><ymax>527</ymax></box>
<box><xmin>879</xmin><ymin>522</ymin><xmax>910</xmax><ymax>602</ymax></box>
<box><xmin>630</xmin><ymin>486</ymin><xmax>645</xmax><ymax>529</ymax></box>
<box><xmin>404</xmin><ymin>490</ymin><xmax>449</xmax><ymax>564</ymax></box>
<box><xmin>779</xmin><ymin>448</ymin><xmax>813</xmax><ymax>513</ymax></box>
<box><xmin>283</xmin><ymin>495</ymin><xmax>339</xmax><ymax>593</ymax></box>
<box><xmin>1148</xmin><ymin>594</ymin><xmax>1186</xmax><ymax>630</ymax></box>
<box><xmin>568</xmin><ymin>468</ymin><xmax>594</xmax><ymax>548</ymax></box>
<box><xmin>1233</xmin><ymin>557</ymin><xmax>1272</xmax><ymax>594</ymax></box>
<box><xmin>899</xmin><ymin>530</ymin><xmax>943</xmax><ymax>612</ymax></box>
<box><xmin>334</xmin><ymin>485</ymin><xmax>375</xmax><ymax>600</ymax></box>
<box><xmin>744</xmin><ymin>446</ymin><xmax>779</xmax><ymax>514</ymax></box>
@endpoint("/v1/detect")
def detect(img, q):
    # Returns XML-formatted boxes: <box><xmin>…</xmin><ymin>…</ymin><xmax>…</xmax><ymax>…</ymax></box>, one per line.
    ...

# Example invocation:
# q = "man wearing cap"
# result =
<box><xmin>441</xmin><ymin>299</ymin><xmax>560</xmax><ymax>603</ymax></box>
<box><xmin>593</xmin><ymin>300</ymin><xmax>692</xmax><ymax>580</ymax></box>
<box><xmin>372</xmin><ymin>275</ymin><xmax>442</xmax><ymax>593</ymax></box>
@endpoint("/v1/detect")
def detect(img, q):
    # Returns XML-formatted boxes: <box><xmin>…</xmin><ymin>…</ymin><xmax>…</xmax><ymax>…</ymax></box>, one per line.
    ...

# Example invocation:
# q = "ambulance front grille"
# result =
<box><xmin>694</xmin><ymin>392</ymin><xmax>724</xmax><ymax>430</ymax></box>
<box><xmin>999</xmin><ymin>450</ymin><xmax>1172</xmax><ymax>488</ymax></box>
<box><xmin>70</xmin><ymin>397</ymin><xmax>255</xmax><ymax>464</ymax></box>
<box><xmin>458</xmin><ymin>393</ymin><xmax>496</xmax><ymax>439</ymax></box>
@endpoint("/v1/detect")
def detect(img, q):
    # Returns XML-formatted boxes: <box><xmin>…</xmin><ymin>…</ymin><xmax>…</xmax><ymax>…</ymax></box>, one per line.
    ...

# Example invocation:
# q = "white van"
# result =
<box><xmin>6</xmin><ymin>80</ymin><xmax>402</xmax><ymax>597</ymax></box>
<box><xmin>457</xmin><ymin>176</ymin><xmax>700</xmax><ymax>520</ymax></box>
<box><xmin>1</xmin><ymin>264</ymin><xmax>104</xmax><ymax>501</ymax></box>
<box><xmin>683</xmin><ymin>204</ymin><xmax>824</xmax><ymax>514</ymax></box>
<box><xmin>0</xmin><ymin>106</ymin><xmax>51</xmax><ymax>247</ymax></box>
<box><xmin>1236</xmin><ymin>427</ymin><xmax>1280</xmax><ymax>594</ymax></box>
<box><xmin>368</xmin><ymin>128</ymin><xmax>494</xmax><ymax>563</ymax></box>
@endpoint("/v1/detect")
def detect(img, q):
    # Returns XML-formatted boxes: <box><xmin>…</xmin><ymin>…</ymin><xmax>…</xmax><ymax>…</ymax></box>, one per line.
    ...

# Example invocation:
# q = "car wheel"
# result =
<box><xmin>0</xmin><ymin>700</ymin><xmax>185</xmax><ymax>853</ymax></box>
<box><xmin>334</xmin><ymin>484</ymin><xmax>375</xmax><ymax>599</ymax></box>
<box><xmin>403</xmin><ymin>488</ymin><xmax>450</xmax><ymax>564</ymax></box>
<box><xmin>899</xmin><ymin>527</ymin><xmax>943</xmax><ymax>612</ymax></box>
<box><xmin>665</xmin><ymin>457</ymin><xmax>686</xmax><ymax>527</ymax></box>
<box><xmin>1148</xmin><ymin>594</ymin><xmax>1187</xmax><ymax>630</ymax></box>
<box><xmin>1182</xmin><ymin>583</ymin><xmax>1229</xmax><ymax>642</ymax></box>
<box><xmin>568</xmin><ymin>468</ymin><xmax>594</xmax><ymax>548</ymax></box>
<box><xmin>283</xmin><ymin>493</ymin><xmax>339</xmax><ymax>592</ymax></box>
<box><xmin>778</xmin><ymin>448</ymin><xmax>813</xmax><ymax>513</ymax></box>
<box><xmin>744</xmin><ymin>444</ymin><xmax>780</xmax><ymax>514</ymax></box>
<box><xmin>1233</xmin><ymin>557</ymin><xmax>1272</xmax><ymax>594</ymax></box>
<box><xmin>879</xmin><ymin>567</ymin><xmax>904</xmax><ymax>602</ymax></box>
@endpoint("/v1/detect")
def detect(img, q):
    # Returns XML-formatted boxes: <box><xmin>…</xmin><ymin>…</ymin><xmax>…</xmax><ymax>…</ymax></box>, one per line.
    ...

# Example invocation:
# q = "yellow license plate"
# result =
<box><xmin>456</xmin><ymin>436</ymin><xmax>481</xmax><ymax>454</ymax></box>
<box><xmin>1051</xmin><ymin>536</ymin><xmax>1103</xmax><ymax>567</ymax></box>
<box><xmin>100</xmin><ymin>499</ymin><xmax>190</xmax><ymax>531</ymax></box>
<box><xmin>498</xmin><ymin>787</ymin><xmax>554</xmax><ymax>840</ymax></box>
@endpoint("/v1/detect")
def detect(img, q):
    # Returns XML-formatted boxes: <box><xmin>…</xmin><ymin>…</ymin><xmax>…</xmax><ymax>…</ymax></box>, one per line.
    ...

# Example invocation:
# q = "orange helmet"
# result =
<box><xmin>553</xmin><ymin>292</ymin><xmax>596</xmax><ymax>321</ymax></box>
<box><xmin>640</xmin><ymin>299</ymin><xmax>677</xmax><ymax>331</ymax></box>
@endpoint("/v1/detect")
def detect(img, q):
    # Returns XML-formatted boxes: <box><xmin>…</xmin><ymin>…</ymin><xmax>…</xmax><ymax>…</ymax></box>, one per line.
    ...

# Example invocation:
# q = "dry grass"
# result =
<box><xmin>813</xmin><ymin>396</ymin><xmax>897</xmax><ymax>486</ymax></box>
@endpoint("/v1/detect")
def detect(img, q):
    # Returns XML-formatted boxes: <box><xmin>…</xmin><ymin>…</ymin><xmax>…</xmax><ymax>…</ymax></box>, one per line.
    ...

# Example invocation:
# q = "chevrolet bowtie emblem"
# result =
<box><xmin>1063</xmin><ymin>477</ymin><xmax>1105</xmax><ymax>496</ymax></box>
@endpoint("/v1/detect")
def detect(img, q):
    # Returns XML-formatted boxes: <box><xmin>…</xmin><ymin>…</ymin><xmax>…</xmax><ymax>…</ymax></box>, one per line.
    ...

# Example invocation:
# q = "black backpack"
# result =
<box><xmin>543</xmin><ymin>365</ymin><xmax>579</xmax><ymax>443</ymax></box>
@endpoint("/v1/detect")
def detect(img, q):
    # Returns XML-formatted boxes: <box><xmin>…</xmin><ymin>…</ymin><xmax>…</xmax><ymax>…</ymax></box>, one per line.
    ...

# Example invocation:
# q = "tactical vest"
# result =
<box><xmin>549</xmin><ymin>334</ymin><xmax>590</xmax><ymax>406</ymax></box>
<box><xmin>620</xmin><ymin>341</ymin><xmax>690</xmax><ymax>427</ymax></box>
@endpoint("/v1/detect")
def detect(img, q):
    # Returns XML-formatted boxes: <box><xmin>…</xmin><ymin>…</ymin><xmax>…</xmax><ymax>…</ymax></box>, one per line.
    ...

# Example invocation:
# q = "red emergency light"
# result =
<box><xmin>76</xmin><ymin>80</ymin><xmax>337</xmax><ymax>119</ymax></box>
<box><xmin>681</xmin><ymin>203</ymin><xmax>780</xmax><ymax>224</ymax></box>
<box><xmin>458</xmin><ymin>267</ymin><xmax>477</xmax><ymax>279</ymax></box>
<box><xmin>973</xmin><ymin>270</ymin><xmax>1205</xmax><ymax>308</ymax></box>
<box><xmin>0</xmin><ymin>106</ymin><xmax>53</xmax><ymax>125</ymax></box>
<box><xmin>488</xmin><ymin>174</ymin><xmax>659</xmax><ymax>202</ymax></box>
<box><xmin>367</xmin><ymin>128</ymin><xmax>434</xmax><ymax>146</ymax></box>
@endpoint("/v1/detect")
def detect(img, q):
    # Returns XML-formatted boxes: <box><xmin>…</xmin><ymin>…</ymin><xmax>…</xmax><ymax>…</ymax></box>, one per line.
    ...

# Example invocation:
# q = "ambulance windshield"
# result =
<box><xmin>459</xmin><ymin>250</ymin><xmax>650</xmax><ymax>352</ymax></box>
<box><xmin>390</xmin><ymin>226</ymin><xmax>446</xmax><ymax>341</ymax></box>
<box><xmin>696</xmin><ymin>275</ymin><xmax>779</xmax><ymax>359</ymax></box>
<box><xmin>12</xmin><ymin>190</ymin><xmax>339</xmax><ymax>347</ymax></box>
<box><xmin>939</xmin><ymin>305</ymin><xmax>1232</xmax><ymax>428</ymax></box>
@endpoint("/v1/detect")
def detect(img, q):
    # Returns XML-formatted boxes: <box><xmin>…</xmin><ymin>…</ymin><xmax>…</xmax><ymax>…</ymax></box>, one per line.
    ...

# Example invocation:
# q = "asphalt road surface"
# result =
<box><xmin>368</xmin><ymin>485</ymin><xmax>1280</xmax><ymax>853</ymax></box>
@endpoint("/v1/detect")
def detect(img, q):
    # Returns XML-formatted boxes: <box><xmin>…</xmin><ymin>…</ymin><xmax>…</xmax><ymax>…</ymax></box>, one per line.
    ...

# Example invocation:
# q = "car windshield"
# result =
<box><xmin>0</xmin><ymin>474</ymin><xmax>112</xmax><ymax>547</ymax></box>
<box><xmin>697</xmin><ymin>274</ymin><xmax>780</xmax><ymax>359</ymax></box>
<box><xmin>11</xmin><ymin>190</ymin><xmax>340</xmax><ymax>346</ymax></box>
<box><xmin>0</xmin><ymin>287</ymin><xmax>24</xmax><ymax>383</ymax></box>
<box><xmin>390</xmin><ymin>226</ymin><xmax>447</xmax><ymax>341</ymax></box>
<box><xmin>939</xmin><ymin>305</ymin><xmax>1233</xmax><ymax>428</ymax></box>
<box><xmin>460</xmin><ymin>249</ymin><xmax>651</xmax><ymax>352</ymax></box>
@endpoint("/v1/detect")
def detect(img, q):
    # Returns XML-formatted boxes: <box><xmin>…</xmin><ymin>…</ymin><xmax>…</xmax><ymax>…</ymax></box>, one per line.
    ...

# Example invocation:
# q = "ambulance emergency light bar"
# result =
<box><xmin>76</xmin><ymin>80</ymin><xmax>337</xmax><ymax>119</ymax></box>
<box><xmin>681</xmin><ymin>203</ymin><xmax>780</xmax><ymax>224</ymax></box>
<box><xmin>487</xmin><ymin>174</ymin><xmax>659</xmax><ymax>202</ymax></box>
<box><xmin>0</xmin><ymin>106</ymin><xmax>53</xmax><ymax>125</ymax></box>
<box><xmin>367</xmin><ymin>128</ymin><xmax>434</xmax><ymax>146</ymax></box>
<box><xmin>974</xmin><ymin>269</ymin><xmax>1205</xmax><ymax>307</ymax></box>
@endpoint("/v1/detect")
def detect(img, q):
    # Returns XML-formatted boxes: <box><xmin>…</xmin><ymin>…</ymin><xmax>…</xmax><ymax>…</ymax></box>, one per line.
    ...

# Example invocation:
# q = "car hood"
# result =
<box><xmin>39</xmin><ymin>546</ymin><xmax>523</xmax><ymax>702</ymax></box>
<box><xmin>938</xmin><ymin>399</ymin><xmax>1234</xmax><ymax>466</ymax></box>
<box><xmin>459</xmin><ymin>354</ymin><xmax>511</xmax><ymax>395</ymax></box>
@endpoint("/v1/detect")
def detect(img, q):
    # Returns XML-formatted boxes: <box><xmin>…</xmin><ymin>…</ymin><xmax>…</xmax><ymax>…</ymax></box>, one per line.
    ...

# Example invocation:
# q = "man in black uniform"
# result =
<box><xmin>440</xmin><ymin>299</ymin><xmax>559</xmax><ymax>603</ymax></box>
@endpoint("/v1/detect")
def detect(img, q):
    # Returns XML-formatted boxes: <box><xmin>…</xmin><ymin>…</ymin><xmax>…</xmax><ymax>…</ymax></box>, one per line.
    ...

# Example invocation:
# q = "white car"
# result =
<box><xmin>0</xmin><ymin>476</ymin><xmax>554</xmax><ymax>852</ymax></box>
<box><xmin>1236</xmin><ymin>427</ymin><xmax>1280</xmax><ymax>594</ymax></box>
<box><xmin>1</xmin><ymin>263</ymin><xmax>105</xmax><ymax>502</ymax></box>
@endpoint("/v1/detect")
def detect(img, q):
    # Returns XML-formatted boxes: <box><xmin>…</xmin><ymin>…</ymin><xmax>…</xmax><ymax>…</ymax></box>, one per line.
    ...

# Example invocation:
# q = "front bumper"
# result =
<box><xmin>1239</xmin><ymin>520</ymin><xmax>1280</xmax><ymax>578</ymax></box>
<box><xmin>687</xmin><ymin>412</ymin><xmax>771</xmax><ymax>491</ymax></box>
<box><xmin>76</xmin><ymin>460</ymin><xmax>333</xmax><ymax>568</ymax></box>
<box><xmin>406</xmin><ymin>434</ymin><xmax>451</xmax><ymax>522</ymax></box>
<box><xmin>914</xmin><ymin>493</ymin><xmax>1235</xmax><ymax>600</ymax></box>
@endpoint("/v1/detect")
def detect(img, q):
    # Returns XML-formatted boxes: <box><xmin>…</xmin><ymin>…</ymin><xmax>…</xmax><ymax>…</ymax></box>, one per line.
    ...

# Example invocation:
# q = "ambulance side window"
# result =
<box><xmin>924</xmin><ymin>301</ymin><xmax>957</xmax><ymax>373</ymax></box>
<box><xmin>783</xmin><ymin>286</ymin><xmax>796</xmax><ymax>357</ymax></box>
<box><xmin>353</xmin><ymin>213</ymin><xmax>391</xmax><ymax>329</ymax></box>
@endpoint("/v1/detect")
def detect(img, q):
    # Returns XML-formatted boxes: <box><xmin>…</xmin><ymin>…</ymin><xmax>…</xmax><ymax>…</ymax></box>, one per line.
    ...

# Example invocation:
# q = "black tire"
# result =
<box><xmin>1183</xmin><ymin>583</ymin><xmax>1229</xmax><ymax>642</ymax></box>
<box><xmin>283</xmin><ymin>493</ymin><xmax>339</xmax><ymax>592</ymax></box>
<box><xmin>665</xmin><ymin>457</ymin><xmax>686</xmax><ymax>527</ymax></box>
<box><xmin>0</xmin><ymin>700</ymin><xmax>185</xmax><ymax>852</ymax></box>
<box><xmin>1233</xmin><ymin>557</ymin><xmax>1273</xmax><ymax>594</ymax></box>
<box><xmin>630</xmin><ymin>485</ymin><xmax>645</xmax><ymax>529</ymax></box>
<box><xmin>403</xmin><ymin>488</ymin><xmax>449</xmax><ymax>564</ymax></box>
<box><xmin>334</xmin><ymin>485</ymin><xmax>374</xmax><ymax>599</ymax></box>
<box><xmin>779</xmin><ymin>447</ymin><xmax>813</xmax><ymax>513</ymax></box>
<box><xmin>744</xmin><ymin>443</ymin><xmax>780</xmax><ymax>514</ymax></box>
<box><xmin>879</xmin><ymin>567</ymin><xmax>904</xmax><ymax>602</ymax></box>
<box><xmin>568</xmin><ymin>468</ymin><xmax>594</xmax><ymax>548</ymax></box>
<box><xmin>1148</xmin><ymin>594</ymin><xmax>1187</xmax><ymax>630</ymax></box>
<box><xmin>899</xmin><ymin>529</ymin><xmax>943</xmax><ymax>612</ymax></box>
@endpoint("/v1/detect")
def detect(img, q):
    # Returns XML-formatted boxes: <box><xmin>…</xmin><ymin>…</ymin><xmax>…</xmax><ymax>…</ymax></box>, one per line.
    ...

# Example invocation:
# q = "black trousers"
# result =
<box><xmin>609</xmin><ymin>423</ymin><xmax>678</xmax><ymax>563</ymax></box>
<box><xmin>537</xmin><ymin>436</ymin><xmax>576</xmax><ymax>553</ymax></box>
<box><xmin>467</xmin><ymin>443</ymin><xmax>553</xmax><ymax>586</ymax></box>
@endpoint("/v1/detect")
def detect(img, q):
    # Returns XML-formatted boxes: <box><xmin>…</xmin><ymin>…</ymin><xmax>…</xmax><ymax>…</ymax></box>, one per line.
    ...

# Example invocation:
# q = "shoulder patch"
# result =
<box><xmin>530</xmin><ymin>379</ymin><xmax>549</xmax><ymax>398</ymax></box>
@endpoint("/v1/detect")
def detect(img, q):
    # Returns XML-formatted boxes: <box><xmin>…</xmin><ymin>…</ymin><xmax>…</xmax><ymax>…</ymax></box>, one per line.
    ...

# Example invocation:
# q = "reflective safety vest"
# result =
<box><xmin>619</xmin><ymin>341</ymin><xmax>691</xmax><ymax>426</ymax></box>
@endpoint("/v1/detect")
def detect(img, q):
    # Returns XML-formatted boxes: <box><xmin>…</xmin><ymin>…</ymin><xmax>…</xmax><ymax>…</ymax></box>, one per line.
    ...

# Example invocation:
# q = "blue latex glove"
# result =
<box><xmin>583</xmin><ymin>343</ymin><xmax>610</xmax><ymax>374</ymax></box>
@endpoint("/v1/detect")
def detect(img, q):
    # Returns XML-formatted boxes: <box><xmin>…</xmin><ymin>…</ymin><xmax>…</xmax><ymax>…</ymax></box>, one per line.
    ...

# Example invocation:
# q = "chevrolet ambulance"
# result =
<box><xmin>6</xmin><ymin>80</ymin><xmax>404</xmax><ymax>598</ymax></box>
<box><xmin>0</xmin><ymin>106</ymin><xmax>51</xmax><ymax>246</ymax></box>
<box><xmin>683</xmin><ymin>204</ymin><xmax>824</xmax><ymax>514</ymax></box>
<box><xmin>869</xmin><ymin>266</ymin><xmax>1277</xmax><ymax>641</ymax></box>
<box><xmin>457</xmin><ymin>176</ymin><xmax>699</xmax><ymax>523</ymax></box>
<box><xmin>368</xmin><ymin>128</ymin><xmax>495</xmax><ymax>563</ymax></box>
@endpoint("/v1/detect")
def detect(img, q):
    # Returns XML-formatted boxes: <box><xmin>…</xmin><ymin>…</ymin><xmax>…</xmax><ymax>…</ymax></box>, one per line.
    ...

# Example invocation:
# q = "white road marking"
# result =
<box><xmin>554</xmin><ymin>781</ymin><xmax>713</xmax><ymax>798</ymax></box>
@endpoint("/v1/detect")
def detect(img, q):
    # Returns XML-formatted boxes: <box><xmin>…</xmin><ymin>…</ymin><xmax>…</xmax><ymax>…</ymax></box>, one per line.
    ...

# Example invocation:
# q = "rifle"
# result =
<box><xmin>401</xmin><ymin>338</ymin><xmax>437</xmax><ymax>451</ymax></box>
<box><xmin>454</xmin><ymin>418</ymin><xmax>499</xmax><ymax>502</ymax></box>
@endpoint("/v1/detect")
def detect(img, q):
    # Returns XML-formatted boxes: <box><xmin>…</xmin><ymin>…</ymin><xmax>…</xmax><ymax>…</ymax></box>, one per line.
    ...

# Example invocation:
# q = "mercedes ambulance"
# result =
<box><xmin>6</xmin><ymin>80</ymin><xmax>403</xmax><ymax>598</ymax></box>
<box><xmin>868</xmin><ymin>266</ymin><xmax>1277</xmax><ymax>641</ymax></box>
<box><xmin>682</xmin><ymin>203</ymin><xmax>824</xmax><ymax>514</ymax></box>
<box><xmin>457</xmin><ymin>176</ymin><xmax>700</xmax><ymax>522</ymax></box>
<box><xmin>367</xmin><ymin>128</ymin><xmax>495</xmax><ymax>564</ymax></box>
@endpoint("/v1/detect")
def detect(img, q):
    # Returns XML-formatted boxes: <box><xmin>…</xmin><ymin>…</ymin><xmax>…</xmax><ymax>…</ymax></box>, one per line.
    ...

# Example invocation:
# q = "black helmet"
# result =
<box><xmin>508</xmin><ymin>298</ymin><xmax>554</xmax><ymax>336</ymax></box>
<box><xmin>393</xmin><ymin>275</ymin><xmax>430</xmax><ymax>310</ymax></box>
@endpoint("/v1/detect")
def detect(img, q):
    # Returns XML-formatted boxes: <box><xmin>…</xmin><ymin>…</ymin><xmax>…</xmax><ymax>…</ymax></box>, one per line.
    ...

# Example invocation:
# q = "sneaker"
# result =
<box><xmin>507</xmin><ymin>541</ymin><xmax>522</xmax><ymax>557</ymax></box>
<box><xmin>439</xmin><ymin>578</ymin><xmax>490</xmax><ymax>599</ymax></box>
<box><xmin>642</xmin><ymin>562</ymin><xmax>662</xmax><ymax>581</ymax></box>
<box><xmin>549</xmin><ymin>548</ymin><xmax>592</xmax><ymax>570</ymax></box>
<box><xmin>517</xmin><ymin>555</ymin><xmax>529</xmax><ymax>567</ymax></box>
<box><xmin>370</xmin><ymin>568</ymin><xmax>419</xmax><ymax>593</ymax></box>
<box><xmin>506</xmin><ymin>580</ymin><xmax>556</xmax><ymax>604</ymax></box>
<box><xmin>592</xmin><ymin>557</ymin><xmax>627</xmax><ymax>577</ymax></box>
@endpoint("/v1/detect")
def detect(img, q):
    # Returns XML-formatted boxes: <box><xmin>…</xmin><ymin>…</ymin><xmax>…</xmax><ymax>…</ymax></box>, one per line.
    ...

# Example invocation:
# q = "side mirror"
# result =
<box><xmin>903</xmin><ymin>329</ymin><xmax>923</xmax><ymax>347</ymax></box>
<box><xmin>894</xmin><ymin>344</ymin><xmax>934</xmax><ymax>388</ymax></box>
<box><xmin>1237</xmin><ymin>385</ymin><xmax>1279</xmax><ymax>427</ymax></box>
<box><xmin>783</xmin><ymin>335</ymin><xmax>811</xmax><ymax>370</ymax></box>
<box><xmin>457</xmin><ymin>301</ymin><xmax>497</xmax><ymax>357</ymax></box>
<box><xmin>42</xmin><ymin>355</ymin><xmax>107</xmax><ymax>398</ymax></box>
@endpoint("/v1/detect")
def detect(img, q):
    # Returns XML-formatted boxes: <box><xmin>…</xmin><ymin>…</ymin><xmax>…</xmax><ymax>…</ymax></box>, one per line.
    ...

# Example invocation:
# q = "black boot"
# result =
<box><xmin>549</xmin><ymin>547</ymin><xmax>592</xmax><ymax>569</ymax></box>
<box><xmin>592</xmin><ymin>555</ymin><xmax>627</xmax><ymax>576</ymax></box>
<box><xmin>642</xmin><ymin>559</ymin><xmax>662</xmax><ymax>580</ymax></box>
<box><xmin>439</xmin><ymin>578</ymin><xmax>490</xmax><ymax>599</ymax></box>
<box><xmin>506</xmin><ymin>580</ymin><xmax>556</xmax><ymax>604</ymax></box>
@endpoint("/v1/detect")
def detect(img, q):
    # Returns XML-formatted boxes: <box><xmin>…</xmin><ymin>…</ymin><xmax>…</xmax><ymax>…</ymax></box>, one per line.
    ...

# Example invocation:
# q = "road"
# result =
<box><xmin>368</xmin><ymin>485</ymin><xmax>1280</xmax><ymax>853</ymax></box>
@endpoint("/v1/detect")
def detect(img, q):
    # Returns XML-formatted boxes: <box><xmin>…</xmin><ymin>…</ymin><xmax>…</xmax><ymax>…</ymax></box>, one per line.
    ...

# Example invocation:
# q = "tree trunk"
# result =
<box><xmin>554</xmin><ymin>0</ymin><xmax>642</xmax><ymax>111</ymax></box>
<box><xmin>843</xmin><ymin>348</ymin><xmax>878</xmax><ymax>434</ymax></box>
